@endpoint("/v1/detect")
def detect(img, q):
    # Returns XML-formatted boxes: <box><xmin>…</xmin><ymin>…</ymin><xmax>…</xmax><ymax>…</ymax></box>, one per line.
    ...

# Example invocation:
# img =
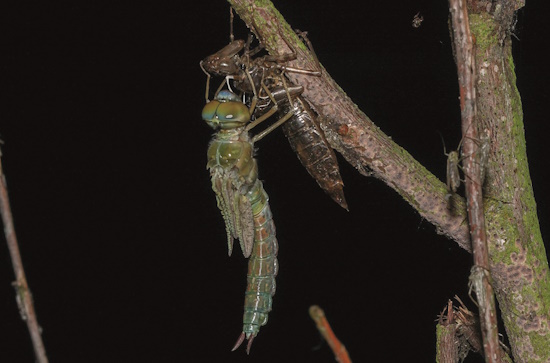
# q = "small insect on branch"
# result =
<box><xmin>439</xmin><ymin>132</ymin><xmax>463</xmax><ymax>200</ymax></box>
<box><xmin>441</xmin><ymin>124</ymin><xmax>488</xmax><ymax>203</ymax></box>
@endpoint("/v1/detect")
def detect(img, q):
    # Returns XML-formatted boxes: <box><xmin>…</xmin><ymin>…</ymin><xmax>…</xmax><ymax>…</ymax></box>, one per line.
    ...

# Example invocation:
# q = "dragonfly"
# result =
<box><xmin>202</xmin><ymin>85</ymin><xmax>287</xmax><ymax>353</ymax></box>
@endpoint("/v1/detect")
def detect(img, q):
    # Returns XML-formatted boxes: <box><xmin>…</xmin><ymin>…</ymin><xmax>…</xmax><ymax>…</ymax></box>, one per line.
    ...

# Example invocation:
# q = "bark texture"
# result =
<box><xmin>468</xmin><ymin>3</ymin><xmax>550</xmax><ymax>362</ymax></box>
<box><xmin>227</xmin><ymin>1</ymin><xmax>550</xmax><ymax>361</ymax></box>
<box><xmin>229</xmin><ymin>0</ymin><xmax>472</xmax><ymax>251</ymax></box>
<box><xmin>449</xmin><ymin>0</ymin><xmax>501</xmax><ymax>360</ymax></box>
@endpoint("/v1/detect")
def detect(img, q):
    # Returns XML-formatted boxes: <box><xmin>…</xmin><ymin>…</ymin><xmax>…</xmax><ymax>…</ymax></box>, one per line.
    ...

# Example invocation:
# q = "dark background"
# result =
<box><xmin>1</xmin><ymin>1</ymin><xmax>548</xmax><ymax>362</ymax></box>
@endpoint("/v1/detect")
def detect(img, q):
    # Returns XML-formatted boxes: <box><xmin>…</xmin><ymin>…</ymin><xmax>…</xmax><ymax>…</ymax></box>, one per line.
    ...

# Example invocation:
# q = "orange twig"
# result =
<box><xmin>309</xmin><ymin>305</ymin><xmax>351</xmax><ymax>363</ymax></box>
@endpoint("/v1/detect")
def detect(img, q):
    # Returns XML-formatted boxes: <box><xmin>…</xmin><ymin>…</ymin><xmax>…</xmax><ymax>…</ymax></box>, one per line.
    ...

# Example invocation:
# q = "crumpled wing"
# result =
<box><xmin>236</xmin><ymin>194</ymin><xmax>254</xmax><ymax>258</ymax></box>
<box><xmin>211</xmin><ymin>170</ymin><xmax>254</xmax><ymax>258</ymax></box>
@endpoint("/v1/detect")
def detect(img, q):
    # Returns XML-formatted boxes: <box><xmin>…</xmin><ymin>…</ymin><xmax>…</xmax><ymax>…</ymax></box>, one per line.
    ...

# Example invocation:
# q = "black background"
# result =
<box><xmin>1</xmin><ymin>1</ymin><xmax>549</xmax><ymax>362</ymax></box>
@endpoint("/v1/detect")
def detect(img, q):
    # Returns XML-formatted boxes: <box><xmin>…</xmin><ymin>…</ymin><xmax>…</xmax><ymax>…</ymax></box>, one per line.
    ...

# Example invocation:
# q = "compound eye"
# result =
<box><xmin>216</xmin><ymin>101</ymin><xmax>250</xmax><ymax>124</ymax></box>
<box><xmin>216</xmin><ymin>90</ymin><xmax>241</xmax><ymax>102</ymax></box>
<box><xmin>202</xmin><ymin>100</ymin><xmax>220</xmax><ymax>122</ymax></box>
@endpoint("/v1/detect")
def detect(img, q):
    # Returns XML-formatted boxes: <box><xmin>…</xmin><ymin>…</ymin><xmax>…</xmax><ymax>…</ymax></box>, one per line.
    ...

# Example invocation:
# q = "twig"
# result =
<box><xmin>226</xmin><ymin>1</ymin><xmax>548</xmax><ymax>360</ymax></box>
<box><xmin>227</xmin><ymin>0</ymin><xmax>472</xmax><ymax>251</ymax></box>
<box><xmin>0</xmin><ymin>147</ymin><xmax>49</xmax><ymax>363</ymax></box>
<box><xmin>447</xmin><ymin>1</ymin><xmax>501</xmax><ymax>362</ymax></box>
<box><xmin>309</xmin><ymin>305</ymin><xmax>351</xmax><ymax>363</ymax></box>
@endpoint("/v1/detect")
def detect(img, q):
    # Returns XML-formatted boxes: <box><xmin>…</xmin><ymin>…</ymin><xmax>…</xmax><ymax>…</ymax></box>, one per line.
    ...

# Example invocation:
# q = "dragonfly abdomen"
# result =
<box><xmin>243</xmin><ymin>180</ymin><xmax>278</xmax><ymax>337</ymax></box>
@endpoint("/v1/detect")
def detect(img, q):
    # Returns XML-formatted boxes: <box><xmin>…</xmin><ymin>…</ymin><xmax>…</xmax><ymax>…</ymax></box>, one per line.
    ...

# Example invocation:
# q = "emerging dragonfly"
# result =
<box><xmin>201</xmin><ymin>16</ymin><xmax>346</xmax><ymax>353</ymax></box>
<box><xmin>202</xmin><ymin>85</ymin><xmax>285</xmax><ymax>353</ymax></box>
<box><xmin>201</xmin><ymin>30</ymin><xmax>348</xmax><ymax>209</ymax></box>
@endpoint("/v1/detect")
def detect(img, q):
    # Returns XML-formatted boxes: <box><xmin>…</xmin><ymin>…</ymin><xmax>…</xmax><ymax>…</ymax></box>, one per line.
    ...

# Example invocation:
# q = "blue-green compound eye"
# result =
<box><xmin>216</xmin><ymin>102</ymin><xmax>250</xmax><ymax>124</ymax></box>
<box><xmin>202</xmin><ymin>97</ymin><xmax>250</xmax><ymax>130</ymax></box>
<box><xmin>216</xmin><ymin>90</ymin><xmax>241</xmax><ymax>102</ymax></box>
<box><xmin>202</xmin><ymin>100</ymin><xmax>220</xmax><ymax>122</ymax></box>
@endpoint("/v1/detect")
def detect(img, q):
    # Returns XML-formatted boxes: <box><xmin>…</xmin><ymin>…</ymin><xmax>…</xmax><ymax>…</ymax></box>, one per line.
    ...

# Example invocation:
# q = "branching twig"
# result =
<box><xmin>226</xmin><ymin>1</ymin><xmax>547</xmax><ymax>360</ymax></box>
<box><xmin>448</xmin><ymin>1</ymin><xmax>501</xmax><ymax>361</ymax></box>
<box><xmin>309</xmin><ymin>305</ymin><xmax>351</xmax><ymax>363</ymax></box>
<box><xmin>0</xmin><ymin>147</ymin><xmax>49</xmax><ymax>363</ymax></box>
<box><xmin>227</xmin><ymin>0</ymin><xmax>472</xmax><ymax>251</ymax></box>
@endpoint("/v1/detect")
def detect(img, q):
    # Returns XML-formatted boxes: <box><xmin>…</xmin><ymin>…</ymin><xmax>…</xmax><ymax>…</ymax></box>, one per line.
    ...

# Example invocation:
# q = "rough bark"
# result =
<box><xmin>468</xmin><ymin>3</ymin><xmax>550</xmax><ymax>362</ymax></box>
<box><xmin>229</xmin><ymin>0</ymin><xmax>472</xmax><ymax>251</ymax></box>
<box><xmin>227</xmin><ymin>1</ymin><xmax>550</xmax><ymax>361</ymax></box>
<box><xmin>449</xmin><ymin>0</ymin><xmax>501</xmax><ymax>360</ymax></box>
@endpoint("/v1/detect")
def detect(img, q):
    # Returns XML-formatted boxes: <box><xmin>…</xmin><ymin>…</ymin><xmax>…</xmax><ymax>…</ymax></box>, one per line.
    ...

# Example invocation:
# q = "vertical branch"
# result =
<box><xmin>448</xmin><ymin>1</ymin><xmax>501</xmax><ymax>362</ymax></box>
<box><xmin>0</xmin><ymin>148</ymin><xmax>49</xmax><ymax>363</ymax></box>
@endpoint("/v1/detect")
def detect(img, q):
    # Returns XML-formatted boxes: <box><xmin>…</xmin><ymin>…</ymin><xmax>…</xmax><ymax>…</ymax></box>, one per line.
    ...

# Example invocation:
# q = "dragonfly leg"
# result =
<box><xmin>245</xmin><ymin>77</ymin><xmax>280</xmax><ymax>134</ymax></box>
<box><xmin>255</xmin><ymin>26</ymin><xmax>321</xmax><ymax>76</ymax></box>
<box><xmin>199</xmin><ymin>61</ymin><xmax>212</xmax><ymax>102</ymax></box>
<box><xmin>296</xmin><ymin>29</ymin><xmax>321</xmax><ymax>72</ymax></box>
<box><xmin>249</xmin><ymin>80</ymin><xmax>297</xmax><ymax>143</ymax></box>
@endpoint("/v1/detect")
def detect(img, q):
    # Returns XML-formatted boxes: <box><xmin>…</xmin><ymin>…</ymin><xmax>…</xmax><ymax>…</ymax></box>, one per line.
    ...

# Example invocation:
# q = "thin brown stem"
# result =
<box><xmin>0</xmin><ymin>148</ymin><xmax>49</xmax><ymax>363</ymax></box>
<box><xmin>448</xmin><ymin>0</ymin><xmax>501</xmax><ymax>362</ymax></box>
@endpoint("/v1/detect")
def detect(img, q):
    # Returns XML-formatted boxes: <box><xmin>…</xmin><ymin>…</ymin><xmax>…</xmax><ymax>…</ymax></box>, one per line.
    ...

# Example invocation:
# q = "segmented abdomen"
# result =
<box><xmin>206</xmin><ymin>130</ymin><xmax>278</xmax><ymax>340</ymax></box>
<box><xmin>243</xmin><ymin>179</ymin><xmax>278</xmax><ymax>337</ymax></box>
<box><xmin>279</xmin><ymin>95</ymin><xmax>348</xmax><ymax>210</ymax></box>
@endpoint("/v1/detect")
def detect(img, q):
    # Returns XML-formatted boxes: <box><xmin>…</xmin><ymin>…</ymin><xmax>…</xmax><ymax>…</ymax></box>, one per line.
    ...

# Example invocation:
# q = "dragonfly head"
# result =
<box><xmin>202</xmin><ymin>90</ymin><xmax>250</xmax><ymax>130</ymax></box>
